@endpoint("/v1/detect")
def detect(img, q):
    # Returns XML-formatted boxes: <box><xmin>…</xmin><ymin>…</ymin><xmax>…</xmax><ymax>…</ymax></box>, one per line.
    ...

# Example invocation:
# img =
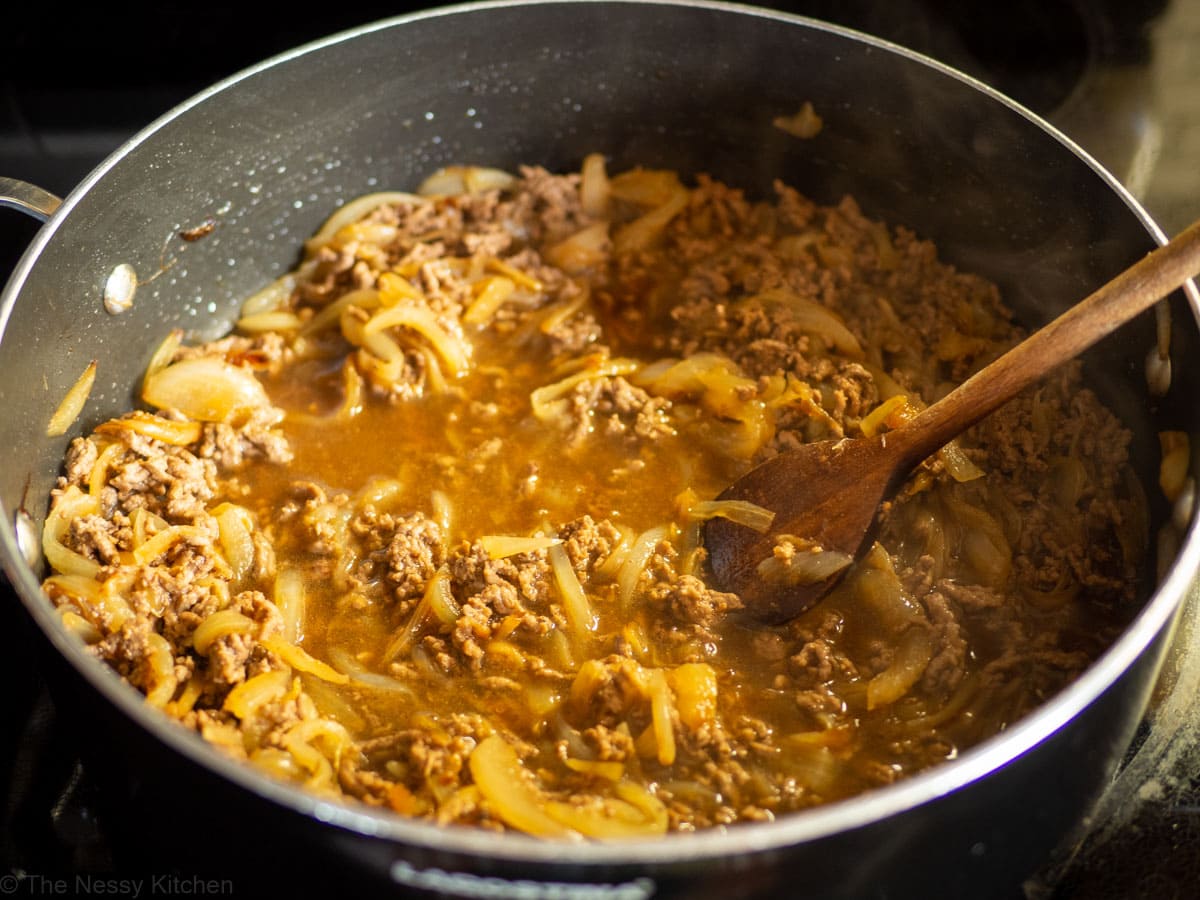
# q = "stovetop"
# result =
<box><xmin>3</xmin><ymin>3</ymin><xmax>1200</xmax><ymax>898</ymax></box>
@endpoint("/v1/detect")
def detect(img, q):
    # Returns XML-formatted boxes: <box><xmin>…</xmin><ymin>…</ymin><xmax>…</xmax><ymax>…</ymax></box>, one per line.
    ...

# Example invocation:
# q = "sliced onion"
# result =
<box><xmin>43</xmin><ymin>573</ymin><xmax>132</xmax><ymax>633</ymax></box>
<box><xmin>788</xmin><ymin>745</ymin><xmax>840</xmax><ymax>794</ymax></box>
<box><xmin>667</xmin><ymin>662</ymin><xmax>718</xmax><ymax>731</ymax></box>
<box><xmin>353</xmin><ymin>316</ymin><xmax>407</xmax><ymax>364</ymax></box>
<box><xmin>593</xmin><ymin>525</ymin><xmax>634</xmax><ymax>581</ymax></box>
<box><xmin>612</xmin><ymin>188</ymin><xmax>688</xmax><ymax>255</ymax></box>
<box><xmin>539</xmin><ymin>286</ymin><xmax>591</xmax><ymax>336</ymax></box>
<box><xmin>142</xmin><ymin>357</ymin><xmax>273</xmax><ymax>423</ymax></box>
<box><xmin>301</xmin><ymin>675</ymin><xmax>367</xmax><ymax>733</ymax></box>
<box><xmin>326</xmin><ymin>647</ymin><xmax>415</xmax><ymax>698</ymax></box>
<box><xmin>646</xmin><ymin>669</ymin><xmax>676</xmax><ymax>766</ymax></box>
<box><xmin>129</xmin><ymin>524</ymin><xmax>207</xmax><ymax>566</ymax></box>
<box><xmin>756</xmin><ymin>539</ymin><xmax>853</xmax><ymax>587</ymax></box>
<box><xmin>425</xmin><ymin>567</ymin><xmax>461</xmax><ymax>627</ymax></box>
<box><xmin>468</xmin><ymin>734</ymin><xmax>583</xmax><ymax>840</ymax></box>
<box><xmin>772</xmin><ymin>101</ymin><xmax>824</xmax><ymax>139</ymax></box>
<box><xmin>549</xmin><ymin>537</ymin><xmax>597</xmax><ymax>637</ymax></box>
<box><xmin>262</xmin><ymin>637</ymin><xmax>350</xmax><ymax>685</ymax></box>
<box><xmin>617</xmin><ymin>525</ymin><xmax>669</xmax><ymax>608</ymax></box>
<box><xmin>143</xmin><ymin>632</ymin><xmax>179</xmax><ymax>708</ymax></box>
<box><xmin>223</xmin><ymin>667</ymin><xmax>291</xmax><ymax>720</ymax></box>
<box><xmin>612</xmin><ymin>782</ymin><xmax>669</xmax><ymax>834</ymax></box>
<box><xmin>418</xmin><ymin>166</ymin><xmax>516</xmax><ymax>197</ymax></box>
<box><xmin>744</xmin><ymin>289</ymin><xmax>863</xmax><ymax>358</ymax></box>
<box><xmin>214</xmin><ymin>503</ymin><xmax>255</xmax><ymax>582</ymax></box>
<box><xmin>544</xmin><ymin>794</ymin><xmax>666</xmax><ymax>840</ymax></box>
<box><xmin>377</xmin><ymin>271</ymin><xmax>425</xmax><ymax>306</ymax></box>
<box><xmin>938</xmin><ymin>440</ymin><xmax>985</xmax><ymax>483</ymax></box>
<box><xmin>687</xmin><ymin>499</ymin><xmax>775</xmax><ymax>534</ymax></box>
<box><xmin>847</xmin><ymin>543</ymin><xmax>924</xmax><ymax>631</ymax></box>
<box><xmin>866</xmin><ymin>627</ymin><xmax>934</xmax><ymax>710</ymax></box>
<box><xmin>300</xmin><ymin>287</ymin><xmax>382</xmax><ymax>337</ymax></box>
<box><xmin>305</xmin><ymin>192</ymin><xmax>422</xmax><ymax>255</ymax></box>
<box><xmin>530</xmin><ymin>357</ymin><xmax>641</xmax><ymax>421</ymax></box>
<box><xmin>164</xmin><ymin>676</ymin><xmax>203</xmax><ymax>717</ymax></box>
<box><xmin>858</xmin><ymin>395</ymin><xmax>911</xmax><ymax>438</ymax></box>
<box><xmin>478</xmin><ymin>534</ymin><xmax>561</xmax><ymax>560</ymax></box>
<box><xmin>95</xmin><ymin>411</ymin><xmax>202</xmax><ymax>446</ymax></box>
<box><xmin>545</xmin><ymin>222</ymin><xmax>610</xmax><ymax>273</ymax></box>
<box><xmin>192</xmin><ymin>608</ymin><xmax>257</xmax><ymax>654</ymax></box>
<box><xmin>462</xmin><ymin>276</ymin><xmax>516</xmax><ymax>325</ymax></box>
<box><xmin>486</xmin><ymin>257</ymin><xmax>544</xmax><ymax>292</ymax></box>
<box><xmin>47</xmin><ymin>360</ymin><xmax>97</xmax><ymax>437</ymax></box>
<box><xmin>431</xmin><ymin>490</ymin><xmax>453</xmax><ymax>536</ymax></box>
<box><xmin>58</xmin><ymin>607</ymin><xmax>102</xmax><ymax>644</ymax></box>
<box><xmin>281</xmin><ymin>718</ymin><xmax>351</xmax><ymax>788</ymax></box>
<box><xmin>143</xmin><ymin>329</ymin><xmax>184</xmax><ymax>381</ymax></box>
<box><xmin>383</xmin><ymin>566</ymin><xmax>455</xmax><ymax>662</ymax></box>
<box><xmin>363</xmin><ymin>304</ymin><xmax>471</xmax><ymax>376</ymax></box>
<box><xmin>42</xmin><ymin>486</ymin><xmax>103</xmax><ymax>579</ymax></box>
<box><xmin>632</xmin><ymin>352</ymin><xmax>755</xmax><ymax>418</ymax></box>
<box><xmin>237</xmin><ymin>311</ymin><xmax>303</xmax><ymax>333</ymax></box>
<box><xmin>275</xmin><ymin>568</ymin><xmax>306</xmax><ymax>643</ymax></box>
<box><xmin>1160</xmin><ymin>430</ymin><xmax>1191</xmax><ymax>502</ymax></box>
<box><xmin>88</xmin><ymin>442</ymin><xmax>125</xmax><ymax>497</ymax></box>
<box><xmin>250</xmin><ymin>747</ymin><xmax>306</xmax><ymax>782</ymax></box>
<box><xmin>607</xmin><ymin>168</ymin><xmax>684</xmax><ymax>207</ymax></box>
<box><xmin>579</xmin><ymin>152</ymin><xmax>610</xmax><ymax>218</ymax></box>
<box><xmin>240</xmin><ymin>273</ymin><xmax>296</xmax><ymax>317</ymax></box>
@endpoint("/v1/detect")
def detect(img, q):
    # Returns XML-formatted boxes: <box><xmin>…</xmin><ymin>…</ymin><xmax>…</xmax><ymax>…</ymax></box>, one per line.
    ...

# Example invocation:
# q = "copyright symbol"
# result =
<box><xmin>0</xmin><ymin>874</ymin><xmax>20</xmax><ymax>894</ymax></box>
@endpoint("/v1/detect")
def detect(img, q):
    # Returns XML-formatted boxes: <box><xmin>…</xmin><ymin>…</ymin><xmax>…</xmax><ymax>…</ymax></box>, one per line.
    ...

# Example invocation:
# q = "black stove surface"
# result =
<box><xmin>3</xmin><ymin>3</ymin><xmax>1200</xmax><ymax>898</ymax></box>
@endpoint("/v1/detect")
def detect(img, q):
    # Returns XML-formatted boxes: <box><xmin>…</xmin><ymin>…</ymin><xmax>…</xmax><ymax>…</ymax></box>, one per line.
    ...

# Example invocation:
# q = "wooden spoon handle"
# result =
<box><xmin>893</xmin><ymin>217</ymin><xmax>1200</xmax><ymax>467</ymax></box>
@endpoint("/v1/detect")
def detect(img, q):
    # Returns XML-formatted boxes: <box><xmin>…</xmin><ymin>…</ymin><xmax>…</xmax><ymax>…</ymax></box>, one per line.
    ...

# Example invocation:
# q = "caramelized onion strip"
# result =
<box><xmin>47</xmin><ymin>360</ymin><xmax>97</xmax><ymax>437</ymax></box>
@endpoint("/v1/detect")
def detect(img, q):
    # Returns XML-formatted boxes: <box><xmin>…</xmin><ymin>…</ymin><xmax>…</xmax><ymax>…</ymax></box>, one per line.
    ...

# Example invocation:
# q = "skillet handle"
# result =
<box><xmin>0</xmin><ymin>177</ymin><xmax>62</xmax><ymax>222</ymax></box>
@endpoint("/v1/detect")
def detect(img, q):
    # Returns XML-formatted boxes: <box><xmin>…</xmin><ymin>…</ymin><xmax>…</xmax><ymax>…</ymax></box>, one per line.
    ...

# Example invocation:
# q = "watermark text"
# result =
<box><xmin>1</xmin><ymin>873</ymin><xmax>235</xmax><ymax>897</ymax></box>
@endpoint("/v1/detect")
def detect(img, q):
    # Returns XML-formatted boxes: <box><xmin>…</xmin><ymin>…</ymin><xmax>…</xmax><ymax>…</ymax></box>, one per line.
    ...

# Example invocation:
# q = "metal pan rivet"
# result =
<box><xmin>103</xmin><ymin>263</ymin><xmax>138</xmax><ymax>314</ymax></box>
<box><xmin>15</xmin><ymin>509</ymin><xmax>40</xmax><ymax>569</ymax></box>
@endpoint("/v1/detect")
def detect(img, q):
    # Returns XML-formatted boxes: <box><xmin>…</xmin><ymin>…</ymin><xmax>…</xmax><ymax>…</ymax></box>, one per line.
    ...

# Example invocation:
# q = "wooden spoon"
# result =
<box><xmin>704</xmin><ymin>218</ymin><xmax>1200</xmax><ymax>624</ymax></box>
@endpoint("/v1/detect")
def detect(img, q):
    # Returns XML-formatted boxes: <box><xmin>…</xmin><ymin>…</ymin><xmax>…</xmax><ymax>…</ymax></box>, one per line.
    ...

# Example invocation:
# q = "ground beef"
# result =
<box><xmin>562</xmin><ymin>375</ymin><xmax>673</xmax><ymax>447</ymax></box>
<box><xmin>104</xmin><ymin>433</ymin><xmax>218</xmax><ymax>522</ymax></box>
<box><xmin>509</xmin><ymin>165</ymin><xmax>589</xmax><ymax>245</ymax></box>
<box><xmin>446</xmin><ymin>541</ymin><xmax>556</xmax><ymax>667</ymax></box>
<box><xmin>66</xmin><ymin>513</ymin><xmax>131</xmax><ymax>566</ymax></box>
<box><xmin>557</xmin><ymin>515</ymin><xmax>623</xmax><ymax>575</ymax></box>
<box><xmin>918</xmin><ymin>590</ymin><xmax>969</xmax><ymax>696</ymax></box>
<box><xmin>566</xmin><ymin>655</ymin><xmax>651</xmax><ymax>730</ymax></box>
<box><xmin>652</xmin><ymin>574</ymin><xmax>743</xmax><ymax>632</ymax></box>
<box><xmin>288</xmin><ymin>483</ymin><xmax>351</xmax><ymax>557</ymax></box>
<box><xmin>384</xmin><ymin>513</ymin><xmax>446</xmax><ymax>605</ymax></box>
<box><xmin>197</xmin><ymin>414</ymin><xmax>294</xmax><ymax>468</ymax></box>
<box><xmin>788</xmin><ymin>639</ymin><xmax>857</xmax><ymax>688</ymax></box>
<box><xmin>578</xmin><ymin>724</ymin><xmax>636</xmax><ymax>762</ymax></box>
<box><xmin>352</xmin><ymin>713</ymin><xmax>496</xmax><ymax>823</ymax></box>
<box><xmin>174</xmin><ymin>332</ymin><xmax>291</xmax><ymax>371</ymax></box>
<box><xmin>204</xmin><ymin>590</ymin><xmax>283</xmax><ymax>687</ymax></box>
<box><xmin>62</xmin><ymin>436</ymin><xmax>98</xmax><ymax>487</ymax></box>
<box><xmin>545</xmin><ymin>308</ymin><xmax>603</xmax><ymax>356</ymax></box>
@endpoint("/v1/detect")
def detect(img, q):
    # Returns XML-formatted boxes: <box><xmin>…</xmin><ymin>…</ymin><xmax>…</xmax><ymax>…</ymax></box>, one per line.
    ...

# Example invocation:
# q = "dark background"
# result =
<box><xmin>0</xmin><ymin>0</ymin><xmax>1167</xmax><ymax>192</ymax></box>
<box><xmin>1</xmin><ymin>0</ymin><xmax>1168</xmax><ymax>280</ymax></box>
